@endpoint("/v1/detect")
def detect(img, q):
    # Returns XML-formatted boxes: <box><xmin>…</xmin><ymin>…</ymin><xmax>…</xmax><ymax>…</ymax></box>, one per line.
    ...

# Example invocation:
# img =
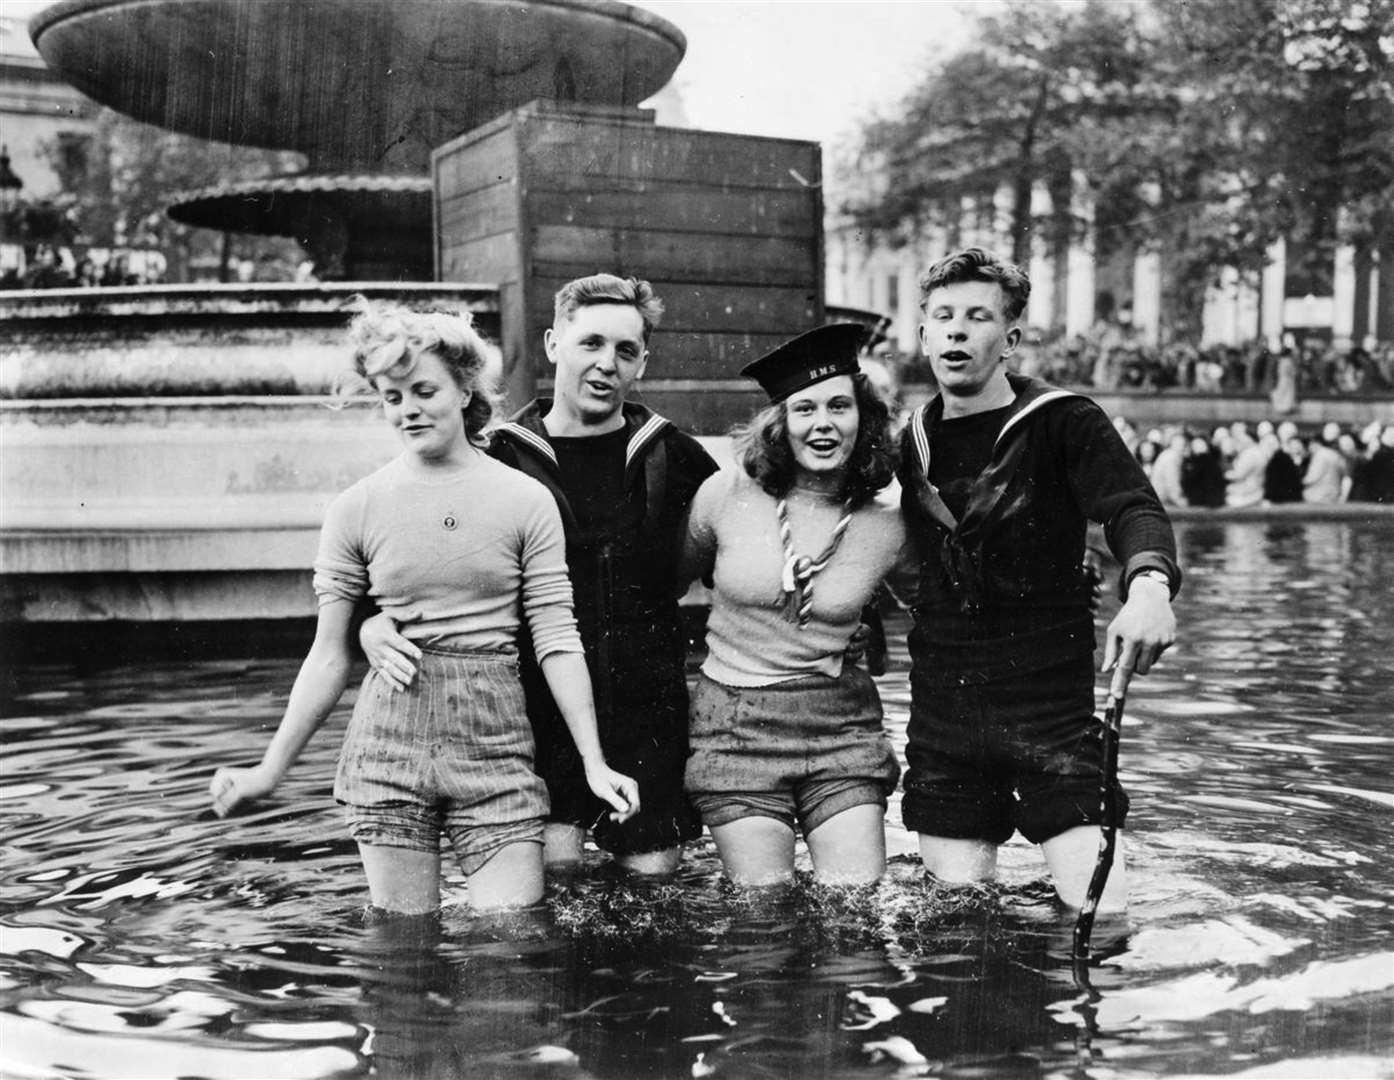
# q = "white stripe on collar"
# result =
<box><xmin>994</xmin><ymin>390</ymin><xmax>1076</xmax><ymax>445</ymax></box>
<box><xmin>625</xmin><ymin>414</ymin><xmax>668</xmax><ymax>469</ymax></box>
<box><xmin>909</xmin><ymin>390</ymin><xmax>1077</xmax><ymax>475</ymax></box>
<box><xmin>499</xmin><ymin>422</ymin><xmax>556</xmax><ymax>465</ymax></box>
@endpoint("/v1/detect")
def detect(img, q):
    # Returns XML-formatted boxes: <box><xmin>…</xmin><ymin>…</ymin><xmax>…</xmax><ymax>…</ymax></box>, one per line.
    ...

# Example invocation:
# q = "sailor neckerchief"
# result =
<box><xmin>773</xmin><ymin>489</ymin><xmax>855</xmax><ymax>627</ymax></box>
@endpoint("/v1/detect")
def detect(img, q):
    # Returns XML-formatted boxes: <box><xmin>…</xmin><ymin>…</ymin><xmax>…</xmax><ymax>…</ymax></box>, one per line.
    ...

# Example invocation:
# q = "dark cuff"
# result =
<box><xmin>1119</xmin><ymin>553</ymin><xmax>1181</xmax><ymax>601</ymax></box>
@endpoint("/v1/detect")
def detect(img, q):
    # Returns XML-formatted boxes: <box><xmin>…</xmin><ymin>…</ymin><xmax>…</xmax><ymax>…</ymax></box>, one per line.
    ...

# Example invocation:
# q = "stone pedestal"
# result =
<box><xmin>1</xmin><ymin>284</ymin><xmax>497</xmax><ymax>622</ymax></box>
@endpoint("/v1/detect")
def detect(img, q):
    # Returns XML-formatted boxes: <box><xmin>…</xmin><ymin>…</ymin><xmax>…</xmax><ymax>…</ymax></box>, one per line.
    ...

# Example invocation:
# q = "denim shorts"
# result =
<box><xmin>335</xmin><ymin>644</ymin><xmax>547</xmax><ymax>874</ymax></box>
<box><xmin>686</xmin><ymin>666</ymin><xmax>900</xmax><ymax>837</ymax></box>
<box><xmin>901</xmin><ymin>652</ymin><xmax>1129</xmax><ymax>845</ymax></box>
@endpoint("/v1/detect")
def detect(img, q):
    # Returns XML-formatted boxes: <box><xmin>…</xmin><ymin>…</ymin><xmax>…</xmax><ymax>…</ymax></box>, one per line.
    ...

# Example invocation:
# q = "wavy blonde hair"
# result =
<box><xmin>335</xmin><ymin>297</ymin><xmax>501</xmax><ymax>447</ymax></box>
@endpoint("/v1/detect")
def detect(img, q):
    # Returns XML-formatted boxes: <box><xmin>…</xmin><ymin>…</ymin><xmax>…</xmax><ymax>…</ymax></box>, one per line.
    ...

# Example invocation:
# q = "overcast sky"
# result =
<box><xmin>632</xmin><ymin>1</ymin><xmax>991</xmax><ymax>150</ymax></box>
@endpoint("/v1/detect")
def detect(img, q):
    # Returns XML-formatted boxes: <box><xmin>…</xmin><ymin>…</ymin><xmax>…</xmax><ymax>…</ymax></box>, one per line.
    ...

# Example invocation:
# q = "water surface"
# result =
<box><xmin>3</xmin><ymin>519</ymin><xmax>1392</xmax><ymax>1078</ymax></box>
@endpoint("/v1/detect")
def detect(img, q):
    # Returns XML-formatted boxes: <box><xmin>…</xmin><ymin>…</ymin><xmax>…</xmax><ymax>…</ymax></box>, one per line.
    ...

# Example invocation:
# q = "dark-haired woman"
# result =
<box><xmin>678</xmin><ymin>324</ymin><xmax>916</xmax><ymax>886</ymax></box>
<box><xmin>209</xmin><ymin>300</ymin><xmax>637</xmax><ymax>914</ymax></box>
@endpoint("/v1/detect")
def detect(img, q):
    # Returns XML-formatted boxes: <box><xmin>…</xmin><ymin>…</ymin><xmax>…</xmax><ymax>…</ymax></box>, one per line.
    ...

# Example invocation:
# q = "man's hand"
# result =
<box><xmin>209</xmin><ymin>764</ymin><xmax>277</xmax><ymax>818</ymax></box>
<box><xmin>360</xmin><ymin>612</ymin><xmax>420</xmax><ymax>691</ymax></box>
<box><xmin>1102</xmin><ymin>576</ymin><xmax>1175</xmax><ymax>676</ymax></box>
<box><xmin>584</xmin><ymin>761</ymin><xmax>641</xmax><ymax>824</ymax></box>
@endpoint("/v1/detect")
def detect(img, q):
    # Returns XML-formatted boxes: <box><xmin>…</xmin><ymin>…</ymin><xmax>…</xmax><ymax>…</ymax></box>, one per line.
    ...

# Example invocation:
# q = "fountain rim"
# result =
<box><xmin>28</xmin><ymin>0</ymin><xmax>689</xmax><ymax>63</ymax></box>
<box><xmin>0</xmin><ymin>281</ymin><xmax>503</xmax><ymax>320</ymax></box>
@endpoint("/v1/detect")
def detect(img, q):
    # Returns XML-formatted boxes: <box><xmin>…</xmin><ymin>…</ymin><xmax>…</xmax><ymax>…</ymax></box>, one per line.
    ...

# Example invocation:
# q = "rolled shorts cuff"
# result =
<box><xmin>692</xmin><ymin>779</ymin><xmax>887</xmax><ymax>840</ymax></box>
<box><xmin>344</xmin><ymin>802</ymin><xmax>545</xmax><ymax>876</ymax></box>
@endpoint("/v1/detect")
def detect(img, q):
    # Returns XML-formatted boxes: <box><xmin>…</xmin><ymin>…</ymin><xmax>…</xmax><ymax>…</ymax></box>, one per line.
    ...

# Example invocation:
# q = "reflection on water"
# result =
<box><xmin>2</xmin><ymin>520</ymin><xmax>1393</xmax><ymax>1079</ymax></box>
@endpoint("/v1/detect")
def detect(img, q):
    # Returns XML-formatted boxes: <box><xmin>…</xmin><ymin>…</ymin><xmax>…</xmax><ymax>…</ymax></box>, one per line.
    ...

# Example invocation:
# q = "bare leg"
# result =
<box><xmin>358</xmin><ymin>844</ymin><xmax>441</xmax><ymax>915</ymax></box>
<box><xmin>1042</xmin><ymin>826</ymin><xmax>1128</xmax><ymax>912</ymax></box>
<box><xmin>543</xmin><ymin>823</ymin><xmax>585</xmax><ymax>868</ymax></box>
<box><xmin>618</xmin><ymin>847</ymin><xmax>682</xmax><ymax>876</ymax></box>
<box><xmin>917</xmin><ymin>834</ymin><xmax>998</xmax><ymax>883</ymax></box>
<box><xmin>709</xmin><ymin>817</ymin><xmax>796</xmax><ymax>886</ymax></box>
<box><xmin>805</xmin><ymin>804</ymin><xmax>886</xmax><ymax>884</ymax></box>
<box><xmin>467</xmin><ymin>840</ymin><xmax>545</xmax><ymax>911</ymax></box>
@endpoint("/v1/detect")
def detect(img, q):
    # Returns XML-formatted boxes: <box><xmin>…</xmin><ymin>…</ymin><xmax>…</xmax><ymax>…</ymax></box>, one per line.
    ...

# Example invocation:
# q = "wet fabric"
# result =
<box><xmin>490</xmin><ymin>400</ymin><xmax>717</xmax><ymax>855</ymax></box>
<box><xmin>901</xmin><ymin>652</ymin><xmax>1129</xmax><ymax>845</ymax></box>
<box><xmin>686</xmin><ymin>666</ymin><xmax>900</xmax><ymax>834</ymax></box>
<box><xmin>334</xmin><ymin>644</ymin><xmax>548</xmax><ymax>871</ymax></box>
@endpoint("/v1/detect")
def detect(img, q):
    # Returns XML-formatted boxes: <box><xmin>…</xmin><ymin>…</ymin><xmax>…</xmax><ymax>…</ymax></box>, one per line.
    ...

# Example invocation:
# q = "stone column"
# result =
<box><xmin>1064</xmin><ymin>172</ymin><xmax>1094</xmax><ymax>338</ymax></box>
<box><xmin>1027</xmin><ymin>180</ymin><xmax>1055</xmax><ymax>331</ymax></box>
<box><xmin>1260</xmin><ymin>238</ymin><xmax>1286</xmax><ymax>349</ymax></box>
<box><xmin>1132</xmin><ymin>248</ymin><xmax>1163</xmax><ymax>346</ymax></box>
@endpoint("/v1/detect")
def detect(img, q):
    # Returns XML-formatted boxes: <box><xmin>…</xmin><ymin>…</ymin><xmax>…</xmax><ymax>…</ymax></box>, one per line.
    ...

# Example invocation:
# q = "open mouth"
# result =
<box><xmin>806</xmin><ymin>439</ymin><xmax>840</xmax><ymax>454</ymax></box>
<box><xmin>940</xmin><ymin>351</ymin><xmax>972</xmax><ymax>363</ymax></box>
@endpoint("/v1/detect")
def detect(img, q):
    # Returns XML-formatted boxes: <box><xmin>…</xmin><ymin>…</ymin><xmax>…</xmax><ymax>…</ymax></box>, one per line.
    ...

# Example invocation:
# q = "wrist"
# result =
<box><xmin>1129</xmin><ymin>568</ymin><xmax>1171</xmax><ymax>595</ymax></box>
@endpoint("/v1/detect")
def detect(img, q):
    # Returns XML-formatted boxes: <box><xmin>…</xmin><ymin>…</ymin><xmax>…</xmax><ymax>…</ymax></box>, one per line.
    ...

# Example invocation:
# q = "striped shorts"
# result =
<box><xmin>334</xmin><ymin>644</ymin><xmax>547</xmax><ymax>874</ymax></box>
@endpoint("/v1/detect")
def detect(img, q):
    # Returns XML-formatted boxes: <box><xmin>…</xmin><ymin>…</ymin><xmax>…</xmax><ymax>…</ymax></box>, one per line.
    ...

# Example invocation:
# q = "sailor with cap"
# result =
<box><xmin>676</xmin><ymin>323</ymin><xmax>919</xmax><ymax>886</ymax></box>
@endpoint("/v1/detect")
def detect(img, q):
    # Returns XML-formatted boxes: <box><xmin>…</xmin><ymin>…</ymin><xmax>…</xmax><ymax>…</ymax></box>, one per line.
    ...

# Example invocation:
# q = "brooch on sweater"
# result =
<box><xmin>442</xmin><ymin>514</ymin><xmax>458</xmax><ymax>531</ymax></box>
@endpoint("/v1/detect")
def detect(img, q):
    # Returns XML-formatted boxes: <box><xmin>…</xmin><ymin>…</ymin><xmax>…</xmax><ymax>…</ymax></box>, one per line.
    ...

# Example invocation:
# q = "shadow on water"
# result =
<box><xmin>2</xmin><ymin>520</ymin><xmax>1393</xmax><ymax>1078</ymax></box>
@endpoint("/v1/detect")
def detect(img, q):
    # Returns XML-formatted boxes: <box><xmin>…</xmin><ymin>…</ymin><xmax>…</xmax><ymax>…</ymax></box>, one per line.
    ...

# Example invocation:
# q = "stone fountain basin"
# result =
<box><xmin>30</xmin><ymin>0</ymin><xmax>685</xmax><ymax>170</ymax></box>
<box><xmin>1</xmin><ymin>284</ymin><xmax>499</xmax><ymax>622</ymax></box>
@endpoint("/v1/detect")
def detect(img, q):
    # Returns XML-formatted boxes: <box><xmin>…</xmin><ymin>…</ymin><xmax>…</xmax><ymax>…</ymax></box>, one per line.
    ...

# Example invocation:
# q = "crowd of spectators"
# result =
<box><xmin>1009</xmin><ymin>324</ymin><xmax>1394</xmax><ymax>398</ymax></box>
<box><xmin>0</xmin><ymin>243</ymin><xmax>167</xmax><ymax>290</ymax></box>
<box><xmin>1118</xmin><ymin>416</ymin><xmax>1394</xmax><ymax>508</ymax></box>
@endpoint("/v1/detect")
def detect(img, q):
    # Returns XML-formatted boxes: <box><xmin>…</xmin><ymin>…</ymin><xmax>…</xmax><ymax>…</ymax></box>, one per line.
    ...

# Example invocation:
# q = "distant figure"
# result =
<box><xmin>1300</xmin><ymin>438</ymin><xmax>1347</xmax><ymax>503</ymax></box>
<box><xmin>1263</xmin><ymin>434</ymin><xmax>1304</xmax><ymax>504</ymax></box>
<box><xmin>1359</xmin><ymin>426</ymin><xmax>1394</xmax><ymax>504</ymax></box>
<box><xmin>1225</xmin><ymin>427</ymin><xmax>1268</xmax><ymax>508</ymax></box>
<box><xmin>1181</xmin><ymin>436</ymin><xmax>1227</xmax><ymax>508</ymax></box>
<box><xmin>1150</xmin><ymin>432</ymin><xmax>1189</xmax><ymax>507</ymax></box>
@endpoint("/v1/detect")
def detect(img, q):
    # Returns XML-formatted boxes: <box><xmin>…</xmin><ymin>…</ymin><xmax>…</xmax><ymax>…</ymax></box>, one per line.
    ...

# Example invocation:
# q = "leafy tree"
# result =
<box><xmin>42</xmin><ymin>108</ymin><xmax>304</xmax><ymax>282</ymax></box>
<box><xmin>841</xmin><ymin>0</ymin><xmax>1394</xmax><ymax>342</ymax></box>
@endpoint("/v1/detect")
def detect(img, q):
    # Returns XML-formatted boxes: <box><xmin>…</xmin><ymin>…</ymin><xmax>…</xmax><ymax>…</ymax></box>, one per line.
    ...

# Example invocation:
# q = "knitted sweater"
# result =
<box><xmin>313</xmin><ymin>452</ymin><xmax>581</xmax><ymax>659</ymax></box>
<box><xmin>681</xmin><ymin>467</ymin><xmax>916</xmax><ymax>687</ymax></box>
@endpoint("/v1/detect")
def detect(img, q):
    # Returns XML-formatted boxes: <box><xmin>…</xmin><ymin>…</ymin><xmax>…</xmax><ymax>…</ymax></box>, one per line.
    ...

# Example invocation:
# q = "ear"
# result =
<box><xmin>543</xmin><ymin>327</ymin><xmax>558</xmax><ymax>365</ymax></box>
<box><xmin>917</xmin><ymin>321</ymin><xmax>931</xmax><ymax>355</ymax></box>
<box><xmin>634</xmin><ymin>348</ymin><xmax>649</xmax><ymax>382</ymax></box>
<box><xmin>1002</xmin><ymin>324</ymin><xmax>1022</xmax><ymax>359</ymax></box>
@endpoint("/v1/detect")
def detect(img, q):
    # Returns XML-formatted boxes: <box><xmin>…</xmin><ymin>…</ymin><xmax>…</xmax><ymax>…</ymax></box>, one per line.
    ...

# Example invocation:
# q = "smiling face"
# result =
<box><xmin>545</xmin><ymin>303</ymin><xmax>648</xmax><ymax>433</ymax></box>
<box><xmin>918</xmin><ymin>280</ymin><xmax>1020</xmax><ymax>414</ymax></box>
<box><xmin>785</xmin><ymin>375</ymin><xmax>859</xmax><ymax>483</ymax></box>
<box><xmin>373</xmin><ymin>350</ymin><xmax>471</xmax><ymax>463</ymax></box>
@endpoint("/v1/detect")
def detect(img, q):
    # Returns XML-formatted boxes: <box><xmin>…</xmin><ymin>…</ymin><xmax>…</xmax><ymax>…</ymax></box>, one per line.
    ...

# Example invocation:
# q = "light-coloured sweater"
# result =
<box><xmin>313</xmin><ymin>452</ymin><xmax>581</xmax><ymax>659</ymax></box>
<box><xmin>1303</xmin><ymin>443</ymin><xmax>1348</xmax><ymax>504</ymax></box>
<box><xmin>681</xmin><ymin>467</ymin><xmax>917</xmax><ymax>687</ymax></box>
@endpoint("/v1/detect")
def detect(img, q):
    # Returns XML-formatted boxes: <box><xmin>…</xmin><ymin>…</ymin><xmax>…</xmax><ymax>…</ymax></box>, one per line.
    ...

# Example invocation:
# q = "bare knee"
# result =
<box><xmin>468</xmin><ymin>841</ymin><xmax>545</xmax><ymax>911</ymax></box>
<box><xmin>917</xmin><ymin>835</ymin><xmax>998</xmax><ymax>883</ymax></box>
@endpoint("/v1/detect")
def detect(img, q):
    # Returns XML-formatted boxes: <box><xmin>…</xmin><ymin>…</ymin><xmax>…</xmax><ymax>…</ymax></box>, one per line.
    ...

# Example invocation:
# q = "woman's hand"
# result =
<box><xmin>583</xmin><ymin>761</ymin><xmax>641</xmax><ymax>824</ymax></box>
<box><xmin>209</xmin><ymin>764</ymin><xmax>277</xmax><ymax>818</ymax></box>
<box><xmin>360</xmin><ymin>613</ymin><xmax>420</xmax><ymax>691</ymax></box>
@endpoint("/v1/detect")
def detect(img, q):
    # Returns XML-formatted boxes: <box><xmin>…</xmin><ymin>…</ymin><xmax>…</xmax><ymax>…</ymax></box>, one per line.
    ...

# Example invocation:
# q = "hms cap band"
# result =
<box><xmin>740</xmin><ymin>322</ymin><xmax>868</xmax><ymax>403</ymax></box>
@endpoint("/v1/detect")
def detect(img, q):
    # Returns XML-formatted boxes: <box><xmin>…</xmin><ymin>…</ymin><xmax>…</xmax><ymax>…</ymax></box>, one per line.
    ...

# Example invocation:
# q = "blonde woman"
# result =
<box><xmin>210</xmin><ymin>300</ymin><xmax>636</xmax><ymax>914</ymax></box>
